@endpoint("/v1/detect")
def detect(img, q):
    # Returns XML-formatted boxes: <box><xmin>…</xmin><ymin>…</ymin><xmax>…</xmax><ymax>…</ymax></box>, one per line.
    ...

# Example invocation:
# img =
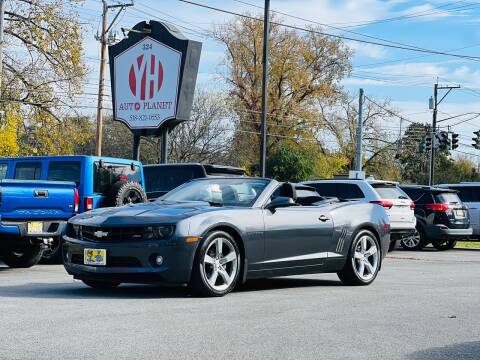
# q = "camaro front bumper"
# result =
<box><xmin>62</xmin><ymin>236</ymin><xmax>198</xmax><ymax>285</ymax></box>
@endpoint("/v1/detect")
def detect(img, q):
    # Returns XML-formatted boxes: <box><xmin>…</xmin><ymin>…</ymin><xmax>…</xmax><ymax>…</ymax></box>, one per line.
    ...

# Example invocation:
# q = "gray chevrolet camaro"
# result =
<box><xmin>63</xmin><ymin>177</ymin><xmax>390</xmax><ymax>297</ymax></box>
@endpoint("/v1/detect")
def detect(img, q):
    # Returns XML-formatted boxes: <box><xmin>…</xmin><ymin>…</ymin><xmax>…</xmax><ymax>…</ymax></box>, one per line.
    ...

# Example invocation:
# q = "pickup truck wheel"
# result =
<box><xmin>40</xmin><ymin>237</ymin><xmax>63</xmax><ymax>264</ymax></box>
<box><xmin>82</xmin><ymin>280</ymin><xmax>120</xmax><ymax>289</ymax></box>
<box><xmin>106</xmin><ymin>181</ymin><xmax>147</xmax><ymax>207</ymax></box>
<box><xmin>432</xmin><ymin>240</ymin><xmax>457</xmax><ymax>251</ymax></box>
<box><xmin>1</xmin><ymin>245</ymin><xmax>44</xmax><ymax>268</ymax></box>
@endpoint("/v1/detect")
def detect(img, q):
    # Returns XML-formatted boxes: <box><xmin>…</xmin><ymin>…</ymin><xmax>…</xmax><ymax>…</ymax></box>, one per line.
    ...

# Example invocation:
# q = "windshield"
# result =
<box><xmin>371</xmin><ymin>184</ymin><xmax>408</xmax><ymax>199</ymax></box>
<box><xmin>160</xmin><ymin>178</ymin><xmax>270</xmax><ymax>207</ymax></box>
<box><xmin>434</xmin><ymin>192</ymin><xmax>461</xmax><ymax>205</ymax></box>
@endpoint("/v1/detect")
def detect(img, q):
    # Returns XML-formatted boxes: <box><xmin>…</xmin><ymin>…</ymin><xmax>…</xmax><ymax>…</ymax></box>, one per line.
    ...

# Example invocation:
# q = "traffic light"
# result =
<box><xmin>437</xmin><ymin>131</ymin><xmax>450</xmax><ymax>150</ymax></box>
<box><xmin>473</xmin><ymin>130</ymin><xmax>480</xmax><ymax>149</ymax></box>
<box><xmin>451</xmin><ymin>133</ymin><xmax>459</xmax><ymax>150</ymax></box>
<box><xmin>425</xmin><ymin>135</ymin><xmax>432</xmax><ymax>152</ymax></box>
<box><xmin>418</xmin><ymin>141</ymin><xmax>425</xmax><ymax>154</ymax></box>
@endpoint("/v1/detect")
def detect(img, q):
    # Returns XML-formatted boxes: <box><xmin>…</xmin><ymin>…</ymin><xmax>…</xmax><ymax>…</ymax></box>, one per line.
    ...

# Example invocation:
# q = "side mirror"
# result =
<box><xmin>265</xmin><ymin>196</ymin><xmax>296</xmax><ymax>212</ymax></box>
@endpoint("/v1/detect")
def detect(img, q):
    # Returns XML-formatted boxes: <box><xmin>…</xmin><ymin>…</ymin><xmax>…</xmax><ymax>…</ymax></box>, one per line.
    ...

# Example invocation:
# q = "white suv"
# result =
<box><xmin>303</xmin><ymin>178</ymin><xmax>416</xmax><ymax>250</ymax></box>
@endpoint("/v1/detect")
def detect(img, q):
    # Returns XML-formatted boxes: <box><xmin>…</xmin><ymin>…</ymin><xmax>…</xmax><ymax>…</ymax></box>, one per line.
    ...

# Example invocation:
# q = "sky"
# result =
<box><xmin>73</xmin><ymin>0</ymin><xmax>480</xmax><ymax>160</ymax></box>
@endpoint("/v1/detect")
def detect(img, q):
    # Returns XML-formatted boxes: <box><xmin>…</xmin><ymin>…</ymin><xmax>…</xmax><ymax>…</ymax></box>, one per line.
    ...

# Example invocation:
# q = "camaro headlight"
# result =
<box><xmin>143</xmin><ymin>226</ymin><xmax>174</xmax><ymax>240</ymax></box>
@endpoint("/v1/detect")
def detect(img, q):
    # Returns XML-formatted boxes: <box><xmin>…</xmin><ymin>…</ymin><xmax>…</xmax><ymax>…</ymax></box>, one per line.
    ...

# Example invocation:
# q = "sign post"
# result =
<box><xmin>109</xmin><ymin>20</ymin><xmax>202</xmax><ymax>161</ymax></box>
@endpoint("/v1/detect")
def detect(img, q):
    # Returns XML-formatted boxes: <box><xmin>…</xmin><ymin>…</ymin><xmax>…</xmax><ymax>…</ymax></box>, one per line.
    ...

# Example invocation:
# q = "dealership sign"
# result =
<box><xmin>109</xmin><ymin>21</ymin><xmax>202</xmax><ymax>136</ymax></box>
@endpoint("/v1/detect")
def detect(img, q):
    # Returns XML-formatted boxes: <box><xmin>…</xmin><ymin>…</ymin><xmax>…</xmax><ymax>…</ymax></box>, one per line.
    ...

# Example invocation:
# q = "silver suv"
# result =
<box><xmin>303</xmin><ymin>178</ymin><xmax>416</xmax><ymax>250</ymax></box>
<box><xmin>438</xmin><ymin>182</ymin><xmax>480</xmax><ymax>240</ymax></box>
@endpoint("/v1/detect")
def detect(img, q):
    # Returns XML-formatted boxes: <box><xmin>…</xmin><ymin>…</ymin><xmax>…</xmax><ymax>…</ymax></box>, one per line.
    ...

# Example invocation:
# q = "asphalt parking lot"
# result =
<box><xmin>1</xmin><ymin>249</ymin><xmax>479</xmax><ymax>360</ymax></box>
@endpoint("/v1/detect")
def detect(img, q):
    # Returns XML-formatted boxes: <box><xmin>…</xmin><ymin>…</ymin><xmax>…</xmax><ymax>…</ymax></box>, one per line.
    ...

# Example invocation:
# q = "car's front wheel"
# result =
<box><xmin>432</xmin><ymin>239</ymin><xmax>457</xmax><ymax>251</ymax></box>
<box><xmin>191</xmin><ymin>231</ymin><xmax>241</xmax><ymax>297</ymax></box>
<box><xmin>338</xmin><ymin>230</ymin><xmax>381</xmax><ymax>286</ymax></box>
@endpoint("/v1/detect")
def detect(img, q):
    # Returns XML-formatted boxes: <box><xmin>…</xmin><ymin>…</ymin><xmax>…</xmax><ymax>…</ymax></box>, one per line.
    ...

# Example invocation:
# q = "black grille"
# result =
<box><xmin>78</xmin><ymin>226</ymin><xmax>147</xmax><ymax>242</ymax></box>
<box><xmin>70</xmin><ymin>254</ymin><xmax>141</xmax><ymax>267</ymax></box>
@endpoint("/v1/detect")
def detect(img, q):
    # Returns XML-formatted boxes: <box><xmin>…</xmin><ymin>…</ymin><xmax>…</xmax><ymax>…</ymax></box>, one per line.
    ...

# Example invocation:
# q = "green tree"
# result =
<box><xmin>2</xmin><ymin>0</ymin><xmax>87</xmax><ymax>155</ymax></box>
<box><xmin>213</xmin><ymin>15</ymin><xmax>351</xmax><ymax>168</ymax></box>
<box><xmin>267</xmin><ymin>143</ymin><xmax>315</xmax><ymax>182</ymax></box>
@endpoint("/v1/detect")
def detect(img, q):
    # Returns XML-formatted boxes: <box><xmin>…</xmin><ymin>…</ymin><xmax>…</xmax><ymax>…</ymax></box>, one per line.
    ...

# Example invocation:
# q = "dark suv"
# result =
<box><xmin>143</xmin><ymin>163</ymin><xmax>245</xmax><ymax>200</ymax></box>
<box><xmin>399</xmin><ymin>185</ymin><xmax>472</xmax><ymax>250</ymax></box>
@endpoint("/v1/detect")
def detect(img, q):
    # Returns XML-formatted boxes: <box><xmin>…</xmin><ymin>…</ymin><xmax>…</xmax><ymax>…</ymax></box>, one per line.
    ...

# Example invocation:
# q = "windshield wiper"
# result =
<box><xmin>208</xmin><ymin>201</ymin><xmax>223</xmax><ymax>207</ymax></box>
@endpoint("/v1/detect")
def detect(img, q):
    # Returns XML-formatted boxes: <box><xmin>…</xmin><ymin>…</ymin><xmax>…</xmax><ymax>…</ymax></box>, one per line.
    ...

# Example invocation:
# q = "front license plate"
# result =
<box><xmin>27</xmin><ymin>222</ymin><xmax>43</xmax><ymax>234</ymax></box>
<box><xmin>84</xmin><ymin>248</ymin><xmax>107</xmax><ymax>266</ymax></box>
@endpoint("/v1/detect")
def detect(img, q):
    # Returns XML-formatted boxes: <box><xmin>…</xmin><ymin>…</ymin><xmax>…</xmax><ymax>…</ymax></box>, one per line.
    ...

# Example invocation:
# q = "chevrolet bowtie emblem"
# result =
<box><xmin>93</xmin><ymin>230</ymin><xmax>109</xmax><ymax>238</ymax></box>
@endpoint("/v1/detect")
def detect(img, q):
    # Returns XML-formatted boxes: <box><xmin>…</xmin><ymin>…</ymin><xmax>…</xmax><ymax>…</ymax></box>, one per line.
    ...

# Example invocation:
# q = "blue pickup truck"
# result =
<box><xmin>0</xmin><ymin>156</ymin><xmax>146</xmax><ymax>267</ymax></box>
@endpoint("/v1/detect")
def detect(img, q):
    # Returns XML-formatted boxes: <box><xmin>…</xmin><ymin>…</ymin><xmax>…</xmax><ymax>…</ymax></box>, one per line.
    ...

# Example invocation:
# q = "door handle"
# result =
<box><xmin>319</xmin><ymin>215</ymin><xmax>329</xmax><ymax>222</ymax></box>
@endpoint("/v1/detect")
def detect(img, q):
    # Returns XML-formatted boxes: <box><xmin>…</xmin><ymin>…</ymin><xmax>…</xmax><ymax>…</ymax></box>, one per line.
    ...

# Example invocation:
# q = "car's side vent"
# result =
<box><xmin>336</xmin><ymin>228</ymin><xmax>348</xmax><ymax>253</ymax></box>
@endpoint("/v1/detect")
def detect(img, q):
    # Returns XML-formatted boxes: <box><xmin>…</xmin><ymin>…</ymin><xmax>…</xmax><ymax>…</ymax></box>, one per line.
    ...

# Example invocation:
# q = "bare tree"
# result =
<box><xmin>141</xmin><ymin>90</ymin><xmax>234</xmax><ymax>165</ymax></box>
<box><xmin>319</xmin><ymin>93</ymin><xmax>401</xmax><ymax>179</ymax></box>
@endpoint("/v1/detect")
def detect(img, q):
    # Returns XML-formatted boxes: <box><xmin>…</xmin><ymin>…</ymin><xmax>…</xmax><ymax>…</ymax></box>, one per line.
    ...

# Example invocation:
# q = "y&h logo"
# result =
<box><xmin>128</xmin><ymin>54</ymin><xmax>164</xmax><ymax>101</ymax></box>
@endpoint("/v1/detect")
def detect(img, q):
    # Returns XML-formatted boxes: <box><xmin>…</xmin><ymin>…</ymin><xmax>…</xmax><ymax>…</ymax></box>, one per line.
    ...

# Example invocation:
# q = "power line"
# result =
<box><xmin>178</xmin><ymin>0</ymin><xmax>480</xmax><ymax>62</ymax></box>
<box><xmin>329</xmin><ymin>1</ymin><xmax>479</xmax><ymax>28</ymax></box>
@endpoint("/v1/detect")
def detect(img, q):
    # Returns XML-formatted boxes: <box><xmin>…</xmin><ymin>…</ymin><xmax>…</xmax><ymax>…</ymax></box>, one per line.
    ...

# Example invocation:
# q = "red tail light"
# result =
<box><xmin>73</xmin><ymin>188</ymin><xmax>79</xmax><ymax>213</ymax></box>
<box><xmin>370</xmin><ymin>200</ymin><xmax>394</xmax><ymax>209</ymax></box>
<box><xmin>425</xmin><ymin>203</ymin><xmax>449</xmax><ymax>212</ymax></box>
<box><xmin>410</xmin><ymin>201</ymin><xmax>415</xmax><ymax>209</ymax></box>
<box><xmin>84</xmin><ymin>197</ymin><xmax>94</xmax><ymax>211</ymax></box>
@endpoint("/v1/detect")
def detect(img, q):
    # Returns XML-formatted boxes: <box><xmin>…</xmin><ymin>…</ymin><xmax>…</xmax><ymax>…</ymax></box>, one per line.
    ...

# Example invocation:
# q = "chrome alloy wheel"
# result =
<box><xmin>202</xmin><ymin>237</ymin><xmax>238</xmax><ymax>292</ymax></box>
<box><xmin>352</xmin><ymin>235</ymin><xmax>379</xmax><ymax>281</ymax></box>
<box><xmin>401</xmin><ymin>230</ymin><xmax>421</xmax><ymax>249</ymax></box>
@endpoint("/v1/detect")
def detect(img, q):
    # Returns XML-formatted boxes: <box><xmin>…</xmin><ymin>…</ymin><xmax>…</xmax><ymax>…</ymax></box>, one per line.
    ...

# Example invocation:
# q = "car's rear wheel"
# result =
<box><xmin>400</xmin><ymin>227</ymin><xmax>428</xmax><ymax>251</ymax></box>
<box><xmin>191</xmin><ymin>231</ymin><xmax>241</xmax><ymax>297</ymax></box>
<box><xmin>337</xmin><ymin>230</ymin><xmax>381</xmax><ymax>286</ymax></box>
<box><xmin>82</xmin><ymin>279</ymin><xmax>121</xmax><ymax>289</ymax></box>
<box><xmin>432</xmin><ymin>239</ymin><xmax>457</xmax><ymax>251</ymax></box>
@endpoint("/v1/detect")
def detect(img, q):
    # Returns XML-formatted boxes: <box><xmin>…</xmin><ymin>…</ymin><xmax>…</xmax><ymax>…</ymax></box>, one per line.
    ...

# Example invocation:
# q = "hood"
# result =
<box><xmin>70</xmin><ymin>201</ymin><xmax>216</xmax><ymax>227</ymax></box>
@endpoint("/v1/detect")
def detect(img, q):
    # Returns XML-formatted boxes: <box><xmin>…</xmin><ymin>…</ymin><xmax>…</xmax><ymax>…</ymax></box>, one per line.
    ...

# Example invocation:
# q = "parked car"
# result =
<box><xmin>143</xmin><ymin>163</ymin><xmax>245</xmax><ymax>200</ymax></box>
<box><xmin>0</xmin><ymin>156</ymin><xmax>147</xmax><ymax>263</ymax></box>
<box><xmin>63</xmin><ymin>178</ymin><xmax>390</xmax><ymax>297</ymax></box>
<box><xmin>0</xmin><ymin>179</ymin><xmax>77</xmax><ymax>268</ymax></box>
<box><xmin>438</xmin><ymin>182</ymin><xmax>480</xmax><ymax>241</ymax></box>
<box><xmin>399</xmin><ymin>185</ymin><xmax>472</xmax><ymax>250</ymax></box>
<box><xmin>303</xmin><ymin>178</ymin><xmax>416</xmax><ymax>250</ymax></box>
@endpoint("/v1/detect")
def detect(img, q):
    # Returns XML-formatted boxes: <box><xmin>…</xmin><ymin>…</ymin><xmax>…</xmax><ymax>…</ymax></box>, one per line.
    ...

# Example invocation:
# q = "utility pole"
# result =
<box><xmin>355</xmin><ymin>88</ymin><xmax>364</xmax><ymax>171</ymax></box>
<box><xmin>259</xmin><ymin>0</ymin><xmax>270</xmax><ymax>177</ymax></box>
<box><xmin>95</xmin><ymin>1</ymin><xmax>133</xmax><ymax>156</ymax></box>
<box><xmin>0</xmin><ymin>0</ymin><xmax>5</xmax><ymax>109</ymax></box>
<box><xmin>428</xmin><ymin>82</ymin><xmax>460</xmax><ymax>185</ymax></box>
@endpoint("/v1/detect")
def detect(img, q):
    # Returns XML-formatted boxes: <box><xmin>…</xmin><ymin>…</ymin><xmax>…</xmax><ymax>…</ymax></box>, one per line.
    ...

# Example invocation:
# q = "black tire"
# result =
<box><xmin>106</xmin><ymin>181</ymin><xmax>147</xmax><ymax>207</ymax></box>
<box><xmin>190</xmin><ymin>231</ymin><xmax>241</xmax><ymax>297</ymax></box>
<box><xmin>40</xmin><ymin>237</ymin><xmax>63</xmax><ymax>264</ymax></box>
<box><xmin>388</xmin><ymin>239</ymin><xmax>397</xmax><ymax>252</ymax></box>
<box><xmin>432</xmin><ymin>239</ymin><xmax>457</xmax><ymax>251</ymax></box>
<box><xmin>1</xmin><ymin>245</ymin><xmax>44</xmax><ymax>268</ymax></box>
<box><xmin>400</xmin><ymin>226</ymin><xmax>428</xmax><ymax>251</ymax></box>
<box><xmin>337</xmin><ymin>229</ymin><xmax>381</xmax><ymax>286</ymax></box>
<box><xmin>82</xmin><ymin>279</ymin><xmax>121</xmax><ymax>289</ymax></box>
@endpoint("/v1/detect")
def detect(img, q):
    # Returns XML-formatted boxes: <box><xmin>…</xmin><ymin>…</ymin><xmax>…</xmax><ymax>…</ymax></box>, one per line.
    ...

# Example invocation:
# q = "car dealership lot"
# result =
<box><xmin>1</xmin><ymin>250</ymin><xmax>479</xmax><ymax>360</ymax></box>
